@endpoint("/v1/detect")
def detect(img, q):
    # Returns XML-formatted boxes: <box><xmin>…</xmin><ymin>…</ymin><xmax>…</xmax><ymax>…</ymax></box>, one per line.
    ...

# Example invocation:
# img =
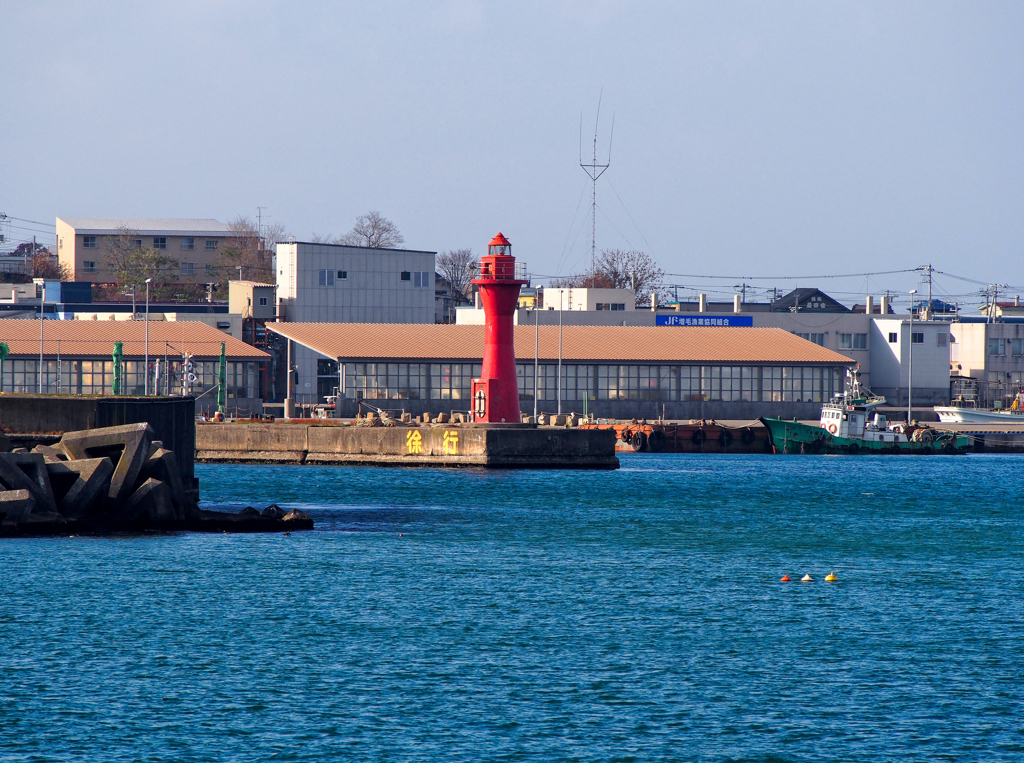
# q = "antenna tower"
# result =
<box><xmin>580</xmin><ymin>93</ymin><xmax>613</xmax><ymax>279</ymax></box>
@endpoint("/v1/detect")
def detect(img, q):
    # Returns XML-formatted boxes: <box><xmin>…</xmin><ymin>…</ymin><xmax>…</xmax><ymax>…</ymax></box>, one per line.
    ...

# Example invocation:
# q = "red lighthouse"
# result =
<box><xmin>471</xmin><ymin>232</ymin><xmax>527</xmax><ymax>423</ymax></box>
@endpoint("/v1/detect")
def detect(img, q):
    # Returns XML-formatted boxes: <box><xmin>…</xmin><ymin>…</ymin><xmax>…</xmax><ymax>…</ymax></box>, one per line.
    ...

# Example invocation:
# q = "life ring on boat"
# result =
<box><xmin>719</xmin><ymin>429</ymin><xmax>734</xmax><ymax>447</ymax></box>
<box><xmin>647</xmin><ymin>430</ymin><xmax>666</xmax><ymax>452</ymax></box>
<box><xmin>630</xmin><ymin>431</ymin><xmax>647</xmax><ymax>452</ymax></box>
<box><xmin>741</xmin><ymin>427</ymin><xmax>755</xmax><ymax>445</ymax></box>
<box><xmin>827</xmin><ymin>423</ymin><xmax>838</xmax><ymax>435</ymax></box>
<box><xmin>692</xmin><ymin>428</ymin><xmax>707</xmax><ymax>446</ymax></box>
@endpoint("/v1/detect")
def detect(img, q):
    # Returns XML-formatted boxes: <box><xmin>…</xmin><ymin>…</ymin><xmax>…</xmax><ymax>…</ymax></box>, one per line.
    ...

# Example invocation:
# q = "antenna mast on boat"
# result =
<box><xmin>580</xmin><ymin>92</ymin><xmax>613</xmax><ymax>279</ymax></box>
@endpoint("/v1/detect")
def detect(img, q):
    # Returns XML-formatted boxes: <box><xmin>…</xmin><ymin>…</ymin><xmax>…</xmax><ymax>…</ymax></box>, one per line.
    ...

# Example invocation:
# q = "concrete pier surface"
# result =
<box><xmin>196</xmin><ymin>422</ymin><xmax>619</xmax><ymax>469</ymax></box>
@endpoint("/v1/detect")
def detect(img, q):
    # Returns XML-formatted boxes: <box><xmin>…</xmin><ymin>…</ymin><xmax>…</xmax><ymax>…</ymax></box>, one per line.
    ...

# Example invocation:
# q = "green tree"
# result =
<box><xmin>105</xmin><ymin>227</ymin><xmax>176</xmax><ymax>288</ymax></box>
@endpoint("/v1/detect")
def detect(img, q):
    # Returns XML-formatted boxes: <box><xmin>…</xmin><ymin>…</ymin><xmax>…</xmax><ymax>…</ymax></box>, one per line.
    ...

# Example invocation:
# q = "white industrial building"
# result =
<box><xmin>275</xmin><ymin>241</ymin><xmax>436</xmax><ymax>404</ymax></box>
<box><xmin>869</xmin><ymin>318</ymin><xmax>952</xmax><ymax>406</ymax></box>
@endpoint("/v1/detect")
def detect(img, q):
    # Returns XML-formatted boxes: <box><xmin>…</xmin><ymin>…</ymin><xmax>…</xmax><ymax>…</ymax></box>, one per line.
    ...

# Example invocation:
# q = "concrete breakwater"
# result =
<box><xmin>196</xmin><ymin>422</ymin><xmax>620</xmax><ymax>469</ymax></box>
<box><xmin>0</xmin><ymin>422</ymin><xmax>313</xmax><ymax>536</ymax></box>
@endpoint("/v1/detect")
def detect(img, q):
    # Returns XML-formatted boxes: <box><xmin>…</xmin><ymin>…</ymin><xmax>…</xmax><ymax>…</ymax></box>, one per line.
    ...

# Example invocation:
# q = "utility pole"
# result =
<box><xmin>257</xmin><ymin>207</ymin><xmax>267</xmax><ymax>249</ymax></box>
<box><xmin>38</xmin><ymin>298</ymin><xmax>44</xmax><ymax>393</ymax></box>
<box><xmin>908</xmin><ymin>289</ymin><xmax>917</xmax><ymax>422</ymax></box>
<box><xmin>533</xmin><ymin>308</ymin><xmax>539</xmax><ymax>420</ymax></box>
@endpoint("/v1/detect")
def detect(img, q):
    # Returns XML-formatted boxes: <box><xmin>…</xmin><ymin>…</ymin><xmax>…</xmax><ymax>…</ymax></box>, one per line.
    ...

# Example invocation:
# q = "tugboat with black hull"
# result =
<box><xmin>761</xmin><ymin>368</ymin><xmax>969</xmax><ymax>455</ymax></box>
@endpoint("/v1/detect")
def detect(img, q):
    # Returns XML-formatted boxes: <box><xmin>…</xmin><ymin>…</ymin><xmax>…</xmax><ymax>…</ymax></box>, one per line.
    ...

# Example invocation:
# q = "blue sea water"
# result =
<box><xmin>1</xmin><ymin>454</ymin><xmax>1023</xmax><ymax>762</ymax></box>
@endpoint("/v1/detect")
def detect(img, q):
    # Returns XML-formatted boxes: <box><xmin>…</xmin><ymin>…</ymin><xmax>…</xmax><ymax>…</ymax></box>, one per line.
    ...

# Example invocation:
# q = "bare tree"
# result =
<box><xmin>213</xmin><ymin>216</ymin><xmax>289</xmax><ymax>286</ymax></box>
<box><xmin>309</xmin><ymin>232</ymin><xmax>334</xmax><ymax>244</ymax></box>
<box><xmin>551</xmin><ymin>249</ymin><xmax>665</xmax><ymax>305</ymax></box>
<box><xmin>337</xmin><ymin>211</ymin><xmax>404</xmax><ymax>249</ymax></box>
<box><xmin>437</xmin><ymin>247</ymin><xmax>475</xmax><ymax>300</ymax></box>
<box><xmin>105</xmin><ymin>227</ymin><xmax>177</xmax><ymax>288</ymax></box>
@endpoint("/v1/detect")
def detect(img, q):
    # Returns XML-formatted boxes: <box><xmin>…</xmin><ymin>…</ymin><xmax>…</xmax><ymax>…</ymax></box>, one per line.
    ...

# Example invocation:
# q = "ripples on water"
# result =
<box><xmin>1</xmin><ymin>454</ymin><xmax>1022</xmax><ymax>761</ymax></box>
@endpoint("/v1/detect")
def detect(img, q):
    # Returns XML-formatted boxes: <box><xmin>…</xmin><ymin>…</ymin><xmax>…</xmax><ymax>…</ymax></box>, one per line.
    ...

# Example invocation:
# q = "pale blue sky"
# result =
<box><xmin>3</xmin><ymin>1</ymin><xmax>1022</xmax><ymax>305</ymax></box>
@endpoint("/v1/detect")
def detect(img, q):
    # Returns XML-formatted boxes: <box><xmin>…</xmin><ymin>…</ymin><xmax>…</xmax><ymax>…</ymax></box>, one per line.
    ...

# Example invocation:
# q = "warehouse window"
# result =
<box><xmin>911</xmin><ymin>332</ymin><xmax>924</xmax><ymax>345</ymax></box>
<box><xmin>82</xmin><ymin>261</ymin><xmax>97</xmax><ymax>272</ymax></box>
<box><xmin>401</xmin><ymin>271</ymin><xmax>411</xmax><ymax>281</ymax></box>
<box><xmin>205</xmin><ymin>240</ymin><xmax>219</xmax><ymax>251</ymax></box>
<box><xmin>937</xmin><ymin>333</ymin><xmax>947</xmax><ymax>347</ymax></box>
<box><xmin>181</xmin><ymin>262</ymin><xmax>195</xmax><ymax>276</ymax></box>
<box><xmin>337</xmin><ymin>362</ymin><xmax>843</xmax><ymax>406</ymax></box>
<box><xmin>988</xmin><ymin>338</ymin><xmax>1006</xmax><ymax>356</ymax></box>
<box><xmin>82</xmin><ymin>236</ymin><xmax>97</xmax><ymax>249</ymax></box>
<box><xmin>337</xmin><ymin>270</ymin><xmax>347</xmax><ymax>280</ymax></box>
<box><xmin>318</xmin><ymin>269</ymin><xmax>335</xmax><ymax>286</ymax></box>
<box><xmin>258</xmin><ymin>296</ymin><xmax>268</xmax><ymax>306</ymax></box>
<box><xmin>611</xmin><ymin>304</ymin><xmax>625</xmax><ymax>311</ymax></box>
<box><xmin>839</xmin><ymin>333</ymin><xmax>867</xmax><ymax>350</ymax></box>
<box><xmin>181</xmin><ymin>237</ymin><xmax>195</xmax><ymax>250</ymax></box>
<box><xmin>888</xmin><ymin>332</ymin><xmax>898</xmax><ymax>343</ymax></box>
<box><xmin>795</xmin><ymin>332</ymin><xmax>826</xmax><ymax>346</ymax></box>
<box><xmin>153</xmin><ymin>237</ymin><xmax>167</xmax><ymax>249</ymax></box>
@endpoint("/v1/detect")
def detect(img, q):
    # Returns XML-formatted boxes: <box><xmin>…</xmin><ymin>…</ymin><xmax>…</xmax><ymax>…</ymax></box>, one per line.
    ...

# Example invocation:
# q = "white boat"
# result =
<box><xmin>934</xmin><ymin>406</ymin><xmax>1024</xmax><ymax>424</ymax></box>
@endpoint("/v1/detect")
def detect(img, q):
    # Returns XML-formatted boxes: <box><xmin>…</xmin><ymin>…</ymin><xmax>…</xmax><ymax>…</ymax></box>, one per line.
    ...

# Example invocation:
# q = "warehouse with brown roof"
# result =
<box><xmin>268</xmin><ymin>323</ymin><xmax>855</xmax><ymax>420</ymax></box>
<box><xmin>0</xmin><ymin>320</ymin><xmax>269</xmax><ymax>415</ymax></box>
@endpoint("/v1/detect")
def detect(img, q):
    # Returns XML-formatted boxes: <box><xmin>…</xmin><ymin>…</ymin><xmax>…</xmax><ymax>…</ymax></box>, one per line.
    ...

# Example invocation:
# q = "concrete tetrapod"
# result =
<box><xmin>117</xmin><ymin>478</ymin><xmax>177</xmax><ymax>526</ymax></box>
<box><xmin>58</xmin><ymin>422</ymin><xmax>153</xmax><ymax>504</ymax></box>
<box><xmin>0</xmin><ymin>489</ymin><xmax>35</xmax><ymax>524</ymax></box>
<box><xmin>45</xmin><ymin>458</ymin><xmax>116</xmax><ymax>519</ymax></box>
<box><xmin>0</xmin><ymin>453</ymin><xmax>57</xmax><ymax>513</ymax></box>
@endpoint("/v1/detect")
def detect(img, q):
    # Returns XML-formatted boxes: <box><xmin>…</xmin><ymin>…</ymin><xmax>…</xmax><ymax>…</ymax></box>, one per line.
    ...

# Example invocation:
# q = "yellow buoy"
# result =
<box><xmin>825</xmin><ymin>572</ymin><xmax>838</xmax><ymax>582</ymax></box>
<box><xmin>801</xmin><ymin>573</ymin><xmax>813</xmax><ymax>582</ymax></box>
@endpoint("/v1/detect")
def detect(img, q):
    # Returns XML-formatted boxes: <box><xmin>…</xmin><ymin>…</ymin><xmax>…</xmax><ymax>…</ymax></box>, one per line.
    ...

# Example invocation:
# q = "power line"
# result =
<box><xmin>606</xmin><ymin>179</ymin><xmax>655</xmax><ymax>256</ymax></box>
<box><xmin>661</xmin><ymin>268</ymin><xmax>920</xmax><ymax>281</ymax></box>
<box><xmin>2</xmin><ymin>216</ymin><xmax>54</xmax><ymax>228</ymax></box>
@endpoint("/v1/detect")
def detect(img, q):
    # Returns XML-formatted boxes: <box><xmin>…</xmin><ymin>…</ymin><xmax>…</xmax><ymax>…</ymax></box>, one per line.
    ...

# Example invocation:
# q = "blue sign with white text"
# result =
<box><xmin>657</xmin><ymin>315</ymin><xmax>754</xmax><ymax>327</ymax></box>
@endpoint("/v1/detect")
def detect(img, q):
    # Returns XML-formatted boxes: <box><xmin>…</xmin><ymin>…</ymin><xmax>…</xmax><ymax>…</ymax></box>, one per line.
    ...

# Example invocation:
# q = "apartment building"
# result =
<box><xmin>56</xmin><ymin>217</ymin><xmax>240</xmax><ymax>283</ymax></box>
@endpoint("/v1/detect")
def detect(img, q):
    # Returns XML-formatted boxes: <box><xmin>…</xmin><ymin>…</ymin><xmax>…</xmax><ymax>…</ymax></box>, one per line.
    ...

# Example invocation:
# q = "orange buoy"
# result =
<box><xmin>780</xmin><ymin>575</ymin><xmax>791</xmax><ymax>582</ymax></box>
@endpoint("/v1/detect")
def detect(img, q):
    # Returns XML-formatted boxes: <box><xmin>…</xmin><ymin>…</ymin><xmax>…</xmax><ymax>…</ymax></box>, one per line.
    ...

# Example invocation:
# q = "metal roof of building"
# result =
<box><xmin>57</xmin><ymin>217</ymin><xmax>238</xmax><ymax>237</ymax></box>
<box><xmin>229</xmin><ymin>281</ymin><xmax>276</xmax><ymax>288</ymax></box>
<box><xmin>268</xmin><ymin>323</ymin><xmax>855</xmax><ymax>365</ymax></box>
<box><xmin>0</xmin><ymin>320</ymin><xmax>268</xmax><ymax>360</ymax></box>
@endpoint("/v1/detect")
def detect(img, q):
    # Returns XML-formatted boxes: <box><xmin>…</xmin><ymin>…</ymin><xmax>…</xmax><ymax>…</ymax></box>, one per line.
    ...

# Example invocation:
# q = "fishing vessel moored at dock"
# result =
<box><xmin>761</xmin><ymin>369</ymin><xmax>969</xmax><ymax>455</ymax></box>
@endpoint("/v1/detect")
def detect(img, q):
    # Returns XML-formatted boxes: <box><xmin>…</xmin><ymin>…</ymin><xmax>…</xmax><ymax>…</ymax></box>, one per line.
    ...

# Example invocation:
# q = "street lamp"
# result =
<box><xmin>908</xmin><ymin>289</ymin><xmax>917</xmax><ymax>423</ymax></box>
<box><xmin>145</xmin><ymin>278</ymin><xmax>152</xmax><ymax>395</ymax></box>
